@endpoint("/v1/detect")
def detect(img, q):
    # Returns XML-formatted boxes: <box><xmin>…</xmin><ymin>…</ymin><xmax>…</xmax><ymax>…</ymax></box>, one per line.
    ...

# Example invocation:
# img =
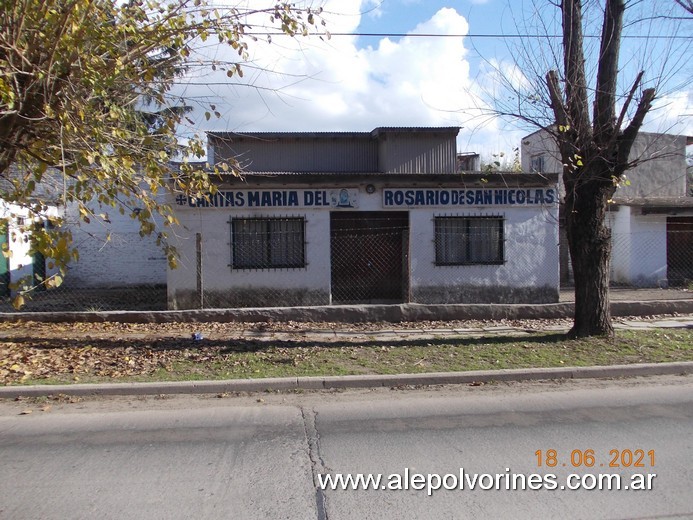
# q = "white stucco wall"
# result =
<box><xmin>167</xmin><ymin>183</ymin><xmax>560</xmax><ymax>309</ymax></box>
<box><xmin>608</xmin><ymin>206</ymin><xmax>667</xmax><ymax>286</ymax></box>
<box><xmin>607</xmin><ymin>206</ymin><xmax>632</xmax><ymax>284</ymax></box>
<box><xmin>409</xmin><ymin>206</ymin><xmax>559</xmax><ymax>299</ymax></box>
<box><xmin>167</xmin><ymin>208</ymin><xmax>331</xmax><ymax>307</ymax></box>
<box><xmin>629</xmin><ymin>214</ymin><xmax>667</xmax><ymax>286</ymax></box>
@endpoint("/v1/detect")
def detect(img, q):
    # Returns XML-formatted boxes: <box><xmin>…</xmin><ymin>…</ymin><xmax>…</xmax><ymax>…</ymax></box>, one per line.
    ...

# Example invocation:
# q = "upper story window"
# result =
<box><xmin>530</xmin><ymin>154</ymin><xmax>545</xmax><ymax>173</ymax></box>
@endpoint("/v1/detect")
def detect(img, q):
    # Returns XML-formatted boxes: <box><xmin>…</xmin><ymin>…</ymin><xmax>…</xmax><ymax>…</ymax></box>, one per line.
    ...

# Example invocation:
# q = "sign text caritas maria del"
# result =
<box><xmin>175</xmin><ymin>189</ymin><xmax>358</xmax><ymax>209</ymax></box>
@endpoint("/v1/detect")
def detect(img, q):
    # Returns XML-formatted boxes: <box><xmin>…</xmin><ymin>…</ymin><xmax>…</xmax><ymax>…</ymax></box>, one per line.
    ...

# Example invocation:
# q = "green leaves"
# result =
<box><xmin>0</xmin><ymin>0</ymin><xmax>324</xmax><ymax>308</ymax></box>
<box><xmin>11</xmin><ymin>295</ymin><xmax>25</xmax><ymax>311</ymax></box>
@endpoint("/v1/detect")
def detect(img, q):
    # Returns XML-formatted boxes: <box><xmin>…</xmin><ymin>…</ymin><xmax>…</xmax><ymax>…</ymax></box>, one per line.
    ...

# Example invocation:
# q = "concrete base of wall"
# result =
<box><xmin>169</xmin><ymin>285</ymin><xmax>560</xmax><ymax>310</ymax></box>
<box><xmin>412</xmin><ymin>285</ymin><xmax>559</xmax><ymax>304</ymax></box>
<box><xmin>2</xmin><ymin>299</ymin><xmax>691</xmax><ymax>324</ymax></box>
<box><xmin>168</xmin><ymin>288</ymin><xmax>331</xmax><ymax>310</ymax></box>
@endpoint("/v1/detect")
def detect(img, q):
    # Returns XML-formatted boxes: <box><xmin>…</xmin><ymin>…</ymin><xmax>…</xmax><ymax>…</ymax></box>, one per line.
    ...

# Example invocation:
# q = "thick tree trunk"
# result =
<box><xmin>0</xmin><ymin>121</ymin><xmax>18</xmax><ymax>176</ymax></box>
<box><xmin>564</xmin><ymin>173</ymin><xmax>615</xmax><ymax>337</ymax></box>
<box><xmin>545</xmin><ymin>0</ymin><xmax>655</xmax><ymax>337</ymax></box>
<box><xmin>0</xmin><ymin>116</ymin><xmax>30</xmax><ymax>177</ymax></box>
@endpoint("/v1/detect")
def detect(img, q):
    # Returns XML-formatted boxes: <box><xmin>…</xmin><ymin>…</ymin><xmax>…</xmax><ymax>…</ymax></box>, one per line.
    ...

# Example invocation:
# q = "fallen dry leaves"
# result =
<box><xmin>0</xmin><ymin>341</ymin><xmax>179</xmax><ymax>384</ymax></box>
<box><xmin>0</xmin><ymin>320</ymin><xmax>331</xmax><ymax>385</ymax></box>
<box><xmin>0</xmin><ymin>316</ymin><xmax>623</xmax><ymax>385</ymax></box>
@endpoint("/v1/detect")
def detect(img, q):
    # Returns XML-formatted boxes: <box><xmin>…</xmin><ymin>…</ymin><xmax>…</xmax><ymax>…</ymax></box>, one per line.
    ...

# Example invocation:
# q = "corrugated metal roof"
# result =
<box><xmin>208</xmin><ymin>131</ymin><xmax>371</xmax><ymax>140</ymax></box>
<box><xmin>238</xmin><ymin>171</ymin><xmax>465</xmax><ymax>176</ymax></box>
<box><xmin>195</xmin><ymin>170</ymin><xmax>476</xmax><ymax>177</ymax></box>
<box><xmin>170</xmin><ymin>166</ymin><xmax>552</xmax><ymax>178</ymax></box>
<box><xmin>613</xmin><ymin>197</ymin><xmax>693</xmax><ymax>207</ymax></box>
<box><xmin>211</xmin><ymin>171</ymin><xmax>559</xmax><ymax>188</ymax></box>
<box><xmin>208</xmin><ymin>126</ymin><xmax>461</xmax><ymax>140</ymax></box>
<box><xmin>370</xmin><ymin>126</ymin><xmax>460</xmax><ymax>136</ymax></box>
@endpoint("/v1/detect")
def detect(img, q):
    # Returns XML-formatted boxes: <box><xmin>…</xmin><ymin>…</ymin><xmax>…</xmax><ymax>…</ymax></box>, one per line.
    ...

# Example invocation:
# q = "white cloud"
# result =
<box><xmin>642</xmin><ymin>90</ymin><xmax>693</xmax><ymax>137</ymax></box>
<box><xmin>172</xmin><ymin>1</ymin><xmax>690</xmax><ymax>163</ymax></box>
<box><xmin>173</xmin><ymin>2</ymin><xmax>519</xmax><ymax>156</ymax></box>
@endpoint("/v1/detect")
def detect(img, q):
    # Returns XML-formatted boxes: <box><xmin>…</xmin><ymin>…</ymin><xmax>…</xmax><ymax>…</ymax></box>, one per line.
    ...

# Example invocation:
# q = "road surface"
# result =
<box><xmin>1</xmin><ymin>376</ymin><xmax>691</xmax><ymax>519</ymax></box>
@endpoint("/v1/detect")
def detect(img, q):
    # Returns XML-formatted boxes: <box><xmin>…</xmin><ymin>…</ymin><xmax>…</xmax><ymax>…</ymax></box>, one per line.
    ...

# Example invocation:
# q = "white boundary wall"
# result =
<box><xmin>608</xmin><ymin>207</ymin><xmax>667</xmax><ymax>287</ymax></box>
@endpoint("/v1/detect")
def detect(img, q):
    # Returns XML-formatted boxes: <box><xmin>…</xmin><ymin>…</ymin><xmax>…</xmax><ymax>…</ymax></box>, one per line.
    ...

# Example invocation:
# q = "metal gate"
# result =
<box><xmin>667</xmin><ymin>216</ymin><xmax>693</xmax><ymax>286</ymax></box>
<box><xmin>0</xmin><ymin>221</ymin><xmax>8</xmax><ymax>297</ymax></box>
<box><xmin>330</xmin><ymin>212</ymin><xmax>409</xmax><ymax>303</ymax></box>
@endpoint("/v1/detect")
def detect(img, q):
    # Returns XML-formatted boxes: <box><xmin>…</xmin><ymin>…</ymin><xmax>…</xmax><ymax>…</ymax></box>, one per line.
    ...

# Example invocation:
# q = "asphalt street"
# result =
<box><xmin>1</xmin><ymin>375</ymin><xmax>692</xmax><ymax>520</ymax></box>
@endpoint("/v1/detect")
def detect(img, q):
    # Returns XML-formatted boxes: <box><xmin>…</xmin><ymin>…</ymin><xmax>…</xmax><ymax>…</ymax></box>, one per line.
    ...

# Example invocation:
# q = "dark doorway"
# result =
<box><xmin>0</xmin><ymin>221</ymin><xmax>8</xmax><ymax>297</ymax></box>
<box><xmin>667</xmin><ymin>216</ymin><xmax>693</xmax><ymax>286</ymax></box>
<box><xmin>32</xmin><ymin>222</ymin><xmax>46</xmax><ymax>292</ymax></box>
<box><xmin>330</xmin><ymin>212</ymin><xmax>409</xmax><ymax>303</ymax></box>
<box><xmin>558</xmin><ymin>217</ymin><xmax>573</xmax><ymax>287</ymax></box>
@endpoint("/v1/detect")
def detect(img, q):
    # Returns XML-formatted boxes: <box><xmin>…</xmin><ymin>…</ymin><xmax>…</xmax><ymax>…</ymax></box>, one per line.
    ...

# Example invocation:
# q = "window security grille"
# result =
<box><xmin>530</xmin><ymin>155</ymin><xmax>545</xmax><ymax>173</ymax></box>
<box><xmin>231</xmin><ymin>217</ymin><xmax>305</xmax><ymax>269</ymax></box>
<box><xmin>435</xmin><ymin>217</ymin><xmax>504</xmax><ymax>265</ymax></box>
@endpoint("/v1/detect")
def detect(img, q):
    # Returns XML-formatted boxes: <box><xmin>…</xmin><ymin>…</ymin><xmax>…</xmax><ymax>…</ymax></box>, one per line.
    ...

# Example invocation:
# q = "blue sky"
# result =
<box><xmin>354</xmin><ymin>0</ymin><xmax>508</xmax><ymax>52</ymax></box>
<box><xmin>176</xmin><ymin>0</ymin><xmax>692</xmax><ymax>159</ymax></box>
<box><xmin>353</xmin><ymin>0</ymin><xmax>514</xmax><ymax>84</ymax></box>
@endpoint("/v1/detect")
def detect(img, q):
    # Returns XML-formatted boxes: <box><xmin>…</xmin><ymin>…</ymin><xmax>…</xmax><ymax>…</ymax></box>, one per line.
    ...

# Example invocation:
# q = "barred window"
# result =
<box><xmin>435</xmin><ymin>217</ymin><xmax>504</xmax><ymax>265</ymax></box>
<box><xmin>232</xmin><ymin>217</ymin><xmax>305</xmax><ymax>269</ymax></box>
<box><xmin>530</xmin><ymin>154</ymin><xmax>545</xmax><ymax>173</ymax></box>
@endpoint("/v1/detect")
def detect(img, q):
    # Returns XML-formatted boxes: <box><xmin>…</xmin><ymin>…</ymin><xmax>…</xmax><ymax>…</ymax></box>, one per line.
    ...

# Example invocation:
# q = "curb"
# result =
<box><xmin>2</xmin><ymin>362</ymin><xmax>692</xmax><ymax>399</ymax></box>
<box><xmin>0</xmin><ymin>300</ymin><xmax>692</xmax><ymax>324</ymax></box>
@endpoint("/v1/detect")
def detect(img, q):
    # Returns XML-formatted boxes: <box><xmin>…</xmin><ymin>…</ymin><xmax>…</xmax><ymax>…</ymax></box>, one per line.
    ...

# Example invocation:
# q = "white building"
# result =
<box><xmin>0</xmin><ymin>165</ymin><xmax>61</xmax><ymax>298</ymax></box>
<box><xmin>1</xmin><ymin>163</ymin><xmax>167</xmax><ymax>301</ymax></box>
<box><xmin>61</xmin><ymin>199</ymin><xmax>167</xmax><ymax>289</ymax></box>
<box><xmin>521</xmin><ymin>130</ymin><xmax>693</xmax><ymax>287</ymax></box>
<box><xmin>167</xmin><ymin>127</ymin><xmax>560</xmax><ymax>309</ymax></box>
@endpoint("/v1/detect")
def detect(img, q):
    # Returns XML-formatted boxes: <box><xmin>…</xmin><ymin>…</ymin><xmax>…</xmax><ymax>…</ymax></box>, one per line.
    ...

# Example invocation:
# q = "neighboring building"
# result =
<box><xmin>0</xmin><ymin>164</ymin><xmax>167</xmax><ymax>299</ymax></box>
<box><xmin>0</xmin><ymin>204</ymin><xmax>62</xmax><ymax>297</ymax></box>
<box><xmin>167</xmin><ymin>127</ymin><xmax>560</xmax><ymax>309</ymax></box>
<box><xmin>61</xmin><ymin>198</ymin><xmax>167</xmax><ymax>289</ymax></box>
<box><xmin>457</xmin><ymin>152</ymin><xmax>480</xmax><ymax>172</ymax></box>
<box><xmin>0</xmin><ymin>165</ymin><xmax>61</xmax><ymax>297</ymax></box>
<box><xmin>521</xmin><ymin>130</ymin><xmax>693</xmax><ymax>287</ymax></box>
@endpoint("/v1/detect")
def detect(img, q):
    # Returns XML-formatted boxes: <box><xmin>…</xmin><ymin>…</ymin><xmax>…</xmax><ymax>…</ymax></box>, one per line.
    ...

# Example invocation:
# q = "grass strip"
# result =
<box><xmin>3</xmin><ymin>328</ymin><xmax>691</xmax><ymax>386</ymax></box>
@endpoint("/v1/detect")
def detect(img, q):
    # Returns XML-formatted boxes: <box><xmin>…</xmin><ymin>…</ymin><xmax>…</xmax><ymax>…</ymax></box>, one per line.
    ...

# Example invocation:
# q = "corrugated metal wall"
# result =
<box><xmin>214</xmin><ymin>136</ymin><xmax>379</xmax><ymax>173</ymax></box>
<box><xmin>211</xmin><ymin>129</ymin><xmax>459</xmax><ymax>174</ymax></box>
<box><xmin>378</xmin><ymin>134</ymin><xmax>457</xmax><ymax>174</ymax></box>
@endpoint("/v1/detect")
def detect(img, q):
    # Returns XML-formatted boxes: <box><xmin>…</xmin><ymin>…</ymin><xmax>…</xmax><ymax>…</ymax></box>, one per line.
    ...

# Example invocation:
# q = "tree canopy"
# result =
<box><xmin>0</xmin><ymin>0</ymin><xmax>323</xmax><ymax>304</ymax></box>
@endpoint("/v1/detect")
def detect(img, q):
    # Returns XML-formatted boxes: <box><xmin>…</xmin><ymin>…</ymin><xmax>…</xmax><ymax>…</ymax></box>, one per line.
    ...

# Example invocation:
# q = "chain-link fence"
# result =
<box><xmin>0</xmin><ymin>285</ymin><xmax>167</xmax><ymax>313</ymax></box>
<box><xmin>0</xmin><ymin>221</ymin><xmax>169</xmax><ymax>312</ymax></box>
<box><xmin>330</xmin><ymin>213</ymin><xmax>409</xmax><ymax>304</ymax></box>
<box><xmin>561</xmin><ymin>218</ymin><xmax>693</xmax><ymax>290</ymax></box>
<box><xmin>1</xmin><ymin>215</ymin><xmax>691</xmax><ymax>312</ymax></box>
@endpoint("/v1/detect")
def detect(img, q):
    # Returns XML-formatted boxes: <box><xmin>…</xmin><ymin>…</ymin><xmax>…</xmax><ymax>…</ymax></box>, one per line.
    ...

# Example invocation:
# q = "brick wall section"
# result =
<box><xmin>65</xmin><ymin>229</ymin><xmax>166</xmax><ymax>287</ymax></box>
<box><xmin>63</xmin><ymin>202</ymin><xmax>166</xmax><ymax>288</ymax></box>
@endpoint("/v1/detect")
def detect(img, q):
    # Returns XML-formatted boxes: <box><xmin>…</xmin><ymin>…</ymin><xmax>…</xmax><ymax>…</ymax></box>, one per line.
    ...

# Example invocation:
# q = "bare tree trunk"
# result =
<box><xmin>0</xmin><ymin>120</ymin><xmax>21</xmax><ymax>176</ymax></box>
<box><xmin>544</xmin><ymin>0</ymin><xmax>656</xmax><ymax>338</ymax></box>
<box><xmin>564</xmin><ymin>170</ymin><xmax>616</xmax><ymax>337</ymax></box>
